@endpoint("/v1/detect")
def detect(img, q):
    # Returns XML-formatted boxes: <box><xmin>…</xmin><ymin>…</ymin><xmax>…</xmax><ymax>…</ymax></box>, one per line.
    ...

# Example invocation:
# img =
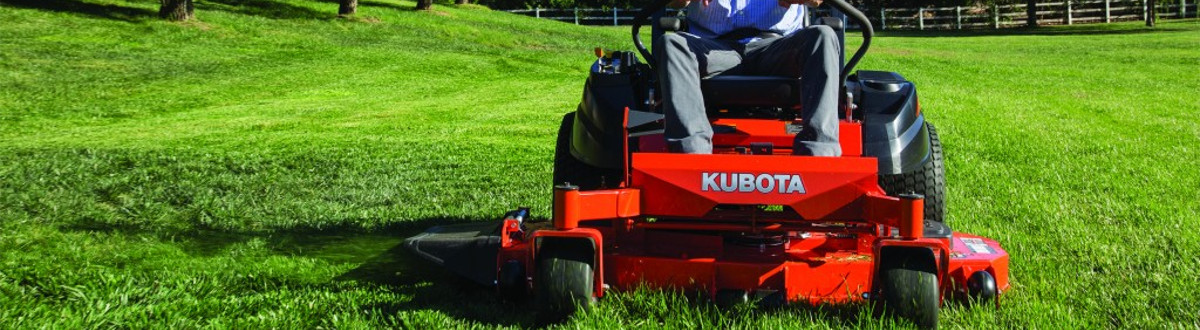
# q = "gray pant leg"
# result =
<box><xmin>744</xmin><ymin>26</ymin><xmax>842</xmax><ymax>157</ymax></box>
<box><xmin>657</xmin><ymin>32</ymin><xmax>743</xmax><ymax>154</ymax></box>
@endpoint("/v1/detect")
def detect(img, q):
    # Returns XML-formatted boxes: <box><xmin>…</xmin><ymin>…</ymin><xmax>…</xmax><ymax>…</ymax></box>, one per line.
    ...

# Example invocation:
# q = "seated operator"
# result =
<box><xmin>659</xmin><ymin>0</ymin><xmax>841</xmax><ymax>156</ymax></box>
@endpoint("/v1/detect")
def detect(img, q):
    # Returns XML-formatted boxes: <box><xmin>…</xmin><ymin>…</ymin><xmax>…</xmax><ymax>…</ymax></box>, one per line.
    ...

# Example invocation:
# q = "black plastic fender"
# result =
<box><xmin>855</xmin><ymin>71</ymin><xmax>932</xmax><ymax>175</ymax></box>
<box><xmin>571</xmin><ymin>62</ymin><xmax>642</xmax><ymax>169</ymax></box>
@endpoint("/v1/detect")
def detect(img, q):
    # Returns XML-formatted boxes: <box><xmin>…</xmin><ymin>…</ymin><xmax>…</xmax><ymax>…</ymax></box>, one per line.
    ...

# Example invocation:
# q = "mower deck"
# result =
<box><xmin>405</xmin><ymin>147</ymin><xmax>1010</xmax><ymax>305</ymax></box>
<box><xmin>404</xmin><ymin>211</ymin><xmax>1009</xmax><ymax>305</ymax></box>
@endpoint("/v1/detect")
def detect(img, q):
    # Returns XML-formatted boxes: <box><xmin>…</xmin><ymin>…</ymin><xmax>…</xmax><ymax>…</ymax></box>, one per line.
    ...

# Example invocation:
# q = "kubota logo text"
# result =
<box><xmin>701</xmin><ymin>173</ymin><xmax>807</xmax><ymax>194</ymax></box>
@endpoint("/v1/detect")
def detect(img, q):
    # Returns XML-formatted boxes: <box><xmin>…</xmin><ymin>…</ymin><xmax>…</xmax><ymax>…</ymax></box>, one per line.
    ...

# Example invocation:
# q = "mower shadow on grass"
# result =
<box><xmin>61</xmin><ymin>217</ymin><xmax>539</xmax><ymax>327</ymax></box>
<box><xmin>62</xmin><ymin>217</ymin><xmax>456</xmax><ymax>259</ymax></box>
<box><xmin>336</xmin><ymin>223</ymin><xmax>540</xmax><ymax>327</ymax></box>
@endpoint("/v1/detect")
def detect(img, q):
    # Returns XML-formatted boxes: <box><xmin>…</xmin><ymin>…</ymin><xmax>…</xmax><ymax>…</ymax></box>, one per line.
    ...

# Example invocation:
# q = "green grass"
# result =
<box><xmin>1</xmin><ymin>0</ymin><xmax>1199</xmax><ymax>327</ymax></box>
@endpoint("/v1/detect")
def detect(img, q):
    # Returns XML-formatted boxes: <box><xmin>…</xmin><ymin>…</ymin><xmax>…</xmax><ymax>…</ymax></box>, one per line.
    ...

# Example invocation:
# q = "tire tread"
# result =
<box><xmin>878</xmin><ymin>122</ymin><xmax>946</xmax><ymax>223</ymax></box>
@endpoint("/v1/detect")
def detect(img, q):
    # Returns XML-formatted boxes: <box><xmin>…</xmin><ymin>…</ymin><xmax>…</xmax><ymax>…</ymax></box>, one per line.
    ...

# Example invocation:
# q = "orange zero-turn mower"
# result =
<box><xmin>405</xmin><ymin>0</ymin><xmax>1009</xmax><ymax>327</ymax></box>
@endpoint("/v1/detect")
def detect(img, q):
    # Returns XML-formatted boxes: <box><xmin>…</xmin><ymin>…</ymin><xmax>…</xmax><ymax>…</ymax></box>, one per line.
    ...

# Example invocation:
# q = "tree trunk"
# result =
<box><xmin>1146</xmin><ymin>0</ymin><xmax>1157</xmax><ymax>26</ymax></box>
<box><xmin>159</xmin><ymin>0</ymin><xmax>193</xmax><ymax>21</ymax></box>
<box><xmin>455</xmin><ymin>0</ymin><xmax>468</xmax><ymax>4</ymax></box>
<box><xmin>1026</xmin><ymin>0</ymin><xmax>1038</xmax><ymax>27</ymax></box>
<box><xmin>339</xmin><ymin>0</ymin><xmax>357</xmax><ymax>16</ymax></box>
<box><xmin>416</xmin><ymin>0</ymin><xmax>433</xmax><ymax>10</ymax></box>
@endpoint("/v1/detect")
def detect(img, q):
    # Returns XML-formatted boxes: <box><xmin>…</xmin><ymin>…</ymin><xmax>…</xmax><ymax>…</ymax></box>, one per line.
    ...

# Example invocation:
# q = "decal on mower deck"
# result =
<box><xmin>960</xmin><ymin>237</ymin><xmax>996</xmax><ymax>254</ymax></box>
<box><xmin>700</xmin><ymin>172</ymin><xmax>807</xmax><ymax>194</ymax></box>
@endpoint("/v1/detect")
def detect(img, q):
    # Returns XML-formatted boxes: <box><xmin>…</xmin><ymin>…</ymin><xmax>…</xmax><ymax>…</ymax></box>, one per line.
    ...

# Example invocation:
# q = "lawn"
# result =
<box><xmin>1</xmin><ymin>0</ymin><xmax>1198</xmax><ymax>327</ymax></box>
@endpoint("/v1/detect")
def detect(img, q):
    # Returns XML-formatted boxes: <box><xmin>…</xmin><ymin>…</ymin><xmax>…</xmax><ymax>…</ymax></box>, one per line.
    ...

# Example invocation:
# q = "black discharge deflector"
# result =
<box><xmin>404</xmin><ymin>222</ymin><xmax>503</xmax><ymax>287</ymax></box>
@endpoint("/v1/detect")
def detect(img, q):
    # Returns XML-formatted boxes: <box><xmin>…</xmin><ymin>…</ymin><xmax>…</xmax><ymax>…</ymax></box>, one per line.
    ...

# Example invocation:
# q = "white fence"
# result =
<box><xmin>504</xmin><ymin>0</ymin><xmax>1196</xmax><ymax>30</ymax></box>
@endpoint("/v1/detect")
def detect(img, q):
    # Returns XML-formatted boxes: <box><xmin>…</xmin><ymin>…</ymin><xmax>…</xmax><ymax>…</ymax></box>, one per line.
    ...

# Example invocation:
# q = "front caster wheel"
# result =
<box><xmin>880</xmin><ymin>257</ymin><xmax>940</xmax><ymax>328</ymax></box>
<box><xmin>535</xmin><ymin>243</ymin><xmax>595</xmax><ymax>322</ymax></box>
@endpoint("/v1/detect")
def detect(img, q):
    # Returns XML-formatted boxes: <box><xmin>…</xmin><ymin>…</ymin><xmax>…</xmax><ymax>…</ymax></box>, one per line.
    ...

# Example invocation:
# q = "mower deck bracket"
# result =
<box><xmin>863</xmin><ymin>192</ymin><xmax>924</xmax><ymax>239</ymax></box>
<box><xmin>554</xmin><ymin>188</ymin><xmax>641</xmax><ymax>230</ymax></box>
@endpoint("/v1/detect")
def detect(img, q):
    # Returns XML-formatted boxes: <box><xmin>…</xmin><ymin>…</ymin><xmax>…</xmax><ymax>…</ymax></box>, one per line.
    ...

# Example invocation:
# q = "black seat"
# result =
<box><xmin>700</xmin><ymin>75</ymin><xmax>802</xmax><ymax>109</ymax></box>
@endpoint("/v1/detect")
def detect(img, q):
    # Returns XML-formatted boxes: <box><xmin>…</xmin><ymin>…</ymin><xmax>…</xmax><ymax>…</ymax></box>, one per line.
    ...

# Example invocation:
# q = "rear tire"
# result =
<box><xmin>535</xmin><ymin>243</ymin><xmax>595</xmax><ymax>322</ymax></box>
<box><xmin>553</xmin><ymin>112</ymin><xmax>621</xmax><ymax>190</ymax></box>
<box><xmin>880</xmin><ymin>255</ymin><xmax>940</xmax><ymax>328</ymax></box>
<box><xmin>878</xmin><ymin>122</ymin><xmax>946</xmax><ymax>223</ymax></box>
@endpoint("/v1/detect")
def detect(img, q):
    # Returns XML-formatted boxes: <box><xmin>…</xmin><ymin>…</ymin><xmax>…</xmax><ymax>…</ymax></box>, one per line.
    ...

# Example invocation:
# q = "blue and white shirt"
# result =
<box><xmin>685</xmin><ymin>0</ymin><xmax>807</xmax><ymax>42</ymax></box>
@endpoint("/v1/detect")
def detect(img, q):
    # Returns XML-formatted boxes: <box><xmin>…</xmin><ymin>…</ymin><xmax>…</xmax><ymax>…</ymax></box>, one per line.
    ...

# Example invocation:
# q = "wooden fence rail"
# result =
<box><xmin>504</xmin><ymin>0</ymin><xmax>1195</xmax><ymax>30</ymax></box>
